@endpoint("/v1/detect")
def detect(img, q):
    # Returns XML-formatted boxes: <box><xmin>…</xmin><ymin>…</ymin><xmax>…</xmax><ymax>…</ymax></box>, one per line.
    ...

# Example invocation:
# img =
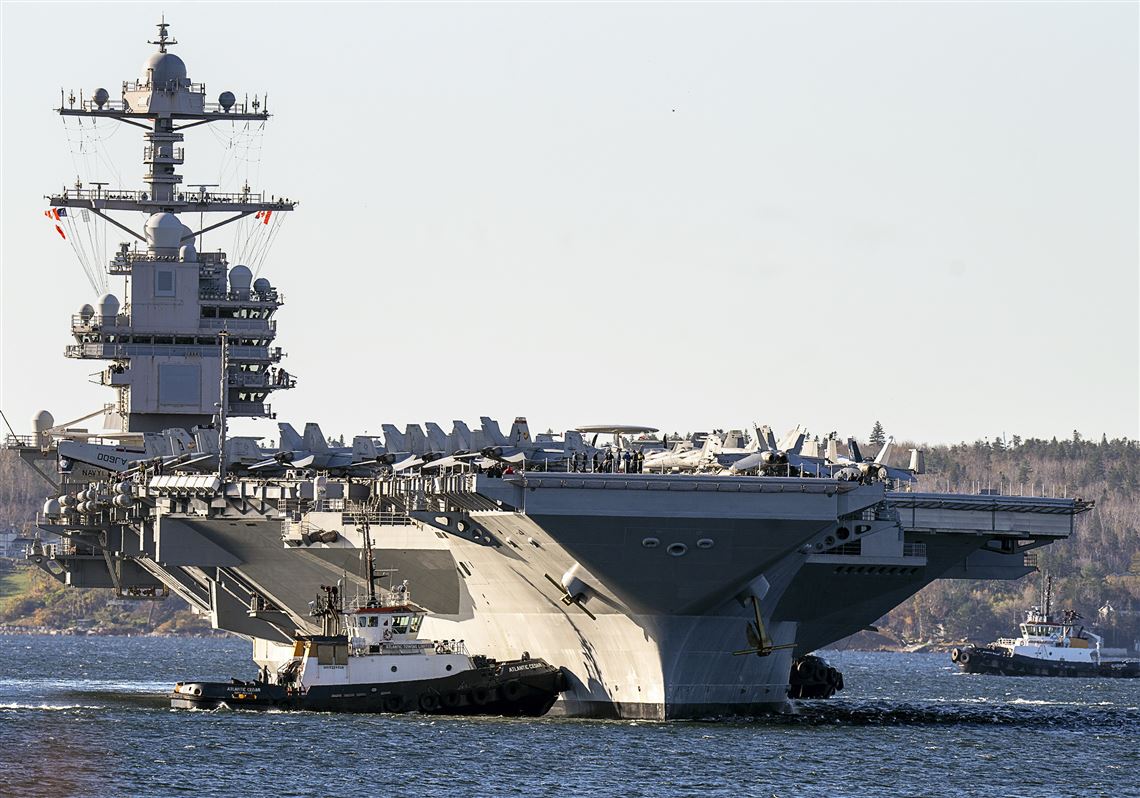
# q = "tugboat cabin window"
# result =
<box><xmin>369</xmin><ymin>616</ymin><xmax>379</xmax><ymax>627</ymax></box>
<box><xmin>316</xmin><ymin>644</ymin><xmax>348</xmax><ymax>666</ymax></box>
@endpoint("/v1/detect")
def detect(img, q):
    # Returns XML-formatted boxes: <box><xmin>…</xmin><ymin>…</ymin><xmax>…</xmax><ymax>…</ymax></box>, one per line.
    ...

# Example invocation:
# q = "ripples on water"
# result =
<box><xmin>1</xmin><ymin>635</ymin><xmax>1137</xmax><ymax>798</ymax></box>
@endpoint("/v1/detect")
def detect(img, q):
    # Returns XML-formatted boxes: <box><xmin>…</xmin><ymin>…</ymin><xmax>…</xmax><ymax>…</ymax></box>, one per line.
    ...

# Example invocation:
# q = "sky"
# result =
<box><xmin>1</xmin><ymin>2</ymin><xmax>1137</xmax><ymax>447</ymax></box>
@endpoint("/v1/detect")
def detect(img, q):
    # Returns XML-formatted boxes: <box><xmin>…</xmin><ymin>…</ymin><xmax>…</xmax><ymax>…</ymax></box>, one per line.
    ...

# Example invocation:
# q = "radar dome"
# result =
<box><xmin>145</xmin><ymin>212</ymin><xmax>182</xmax><ymax>253</ymax></box>
<box><xmin>179</xmin><ymin>243</ymin><xmax>198</xmax><ymax>262</ymax></box>
<box><xmin>252</xmin><ymin>277</ymin><xmax>270</xmax><ymax>295</ymax></box>
<box><xmin>78</xmin><ymin>303</ymin><xmax>95</xmax><ymax>321</ymax></box>
<box><xmin>93</xmin><ymin>88</ymin><xmax>109</xmax><ymax>108</ymax></box>
<box><xmin>144</xmin><ymin>51</ymin><xmax>188</xmax><ymax>88</ymax></box>
<box><xmin>219</xmin><ymin>91</ymin><xmax>236</xmax><ymax>111</ymax></box>
<box><xmin>32</xmin><ymin>410</ymin><xmax>55</xmax><ymax>433</ymax></box>
<box><xmin>98</xmin><ymin>293</ymin><xmax>120</xmax><ymax>319</ymax></box>
<box><xmin>228</xmin><ymin>264</ymin><xmax>253</xmax><ymax>296</ymax></box>
<box><xmin>33</xmin><ymin>410</ymin><xmax>54</xmax><ymax>447</ymax></box>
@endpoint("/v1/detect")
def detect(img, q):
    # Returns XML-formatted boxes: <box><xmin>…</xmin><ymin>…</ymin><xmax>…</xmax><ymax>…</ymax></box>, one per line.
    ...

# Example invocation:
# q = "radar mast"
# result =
<box><xmin>50</xmin><ymin>21</ymin><xmax>298</xmax><ymax>433</ymax></box>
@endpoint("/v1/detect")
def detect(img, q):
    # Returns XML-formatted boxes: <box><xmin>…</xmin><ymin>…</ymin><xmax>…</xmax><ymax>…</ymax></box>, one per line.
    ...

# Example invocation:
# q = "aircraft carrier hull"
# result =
<box><xmin>22</xmin><ymin>471</ymin><xmax>1082</xmax><ymax>720</ymax></box>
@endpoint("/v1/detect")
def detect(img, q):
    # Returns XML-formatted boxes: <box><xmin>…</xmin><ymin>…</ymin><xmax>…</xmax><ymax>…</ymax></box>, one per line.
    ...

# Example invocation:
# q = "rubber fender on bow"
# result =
<box><xmin>382</xmin><ymin>694</ymin><xmax>405</xmax><ymax>713</ymax></box>
<box><xmin>501</xmin><ymin>680</ymin><xmax>524</xmax><ymax>702</ymax></box>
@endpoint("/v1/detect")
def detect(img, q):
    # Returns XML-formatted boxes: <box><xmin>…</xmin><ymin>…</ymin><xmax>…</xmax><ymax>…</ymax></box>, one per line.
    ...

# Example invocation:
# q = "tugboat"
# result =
<box><xmin>951</xmin><ymin>576</ymin><xmax>1140</xmax><ymax>678</ymax></box>
<box><xmin>172</xmin><ymin>525</ymin><xmax>568</xmax><ymax>714</ymax></box>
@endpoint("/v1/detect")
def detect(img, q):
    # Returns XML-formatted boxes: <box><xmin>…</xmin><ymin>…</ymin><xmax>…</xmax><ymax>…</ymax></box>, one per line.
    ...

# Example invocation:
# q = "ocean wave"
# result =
<box><xmin>0</xmin><ymin>702</ymin><xmax>102</xmax><ymax>711</ymax></box>
<box><xmin>774</xmin><ymin>699</ymin><xmax>1140</xmax><ymax>728</ymax></box>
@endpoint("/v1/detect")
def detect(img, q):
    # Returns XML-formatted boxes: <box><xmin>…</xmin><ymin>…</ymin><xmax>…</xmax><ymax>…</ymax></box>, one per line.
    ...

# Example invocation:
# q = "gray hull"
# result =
<box><xmin>30</xmin><ymin>472</ymin><xmax>1083</xmax><ymax>719</ymax></box>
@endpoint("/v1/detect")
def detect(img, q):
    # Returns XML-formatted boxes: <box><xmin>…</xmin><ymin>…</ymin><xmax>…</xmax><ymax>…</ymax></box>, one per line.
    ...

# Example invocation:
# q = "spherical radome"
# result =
<box><xmin>145</xmin><ymin>212</ymin><xmax>182</xmax><ymax>251</ymax></box>
<box><xmin>144</xmin><ymin>51</ymin><xmax>188</xmax><ymax>87</ymax></box>
<box><xmin>32</xmin><ymin>410</ymin><xmax>55</xmax><ymax>432</ymax></box>
<box><xmin>219</xmin><ymin>91</ymin><xmax>236</xmax><ymax>110</ymax></box>
<box><xmin>228</xmin><ymin>264</ymin><xmax>253</xmax><ymax>292</ymax></box>
<box><xmin>98</xmin><ymin>293</ymin><xmax>121</xmax><ymax>318</ymax></box>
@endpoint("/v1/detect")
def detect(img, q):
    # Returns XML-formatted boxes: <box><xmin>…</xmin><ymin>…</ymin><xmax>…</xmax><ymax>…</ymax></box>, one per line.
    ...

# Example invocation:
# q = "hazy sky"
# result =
<box><xmin>1</xmin><ymin>2</ymin><xmax>1137</xmax><ymax>447</ymax></box>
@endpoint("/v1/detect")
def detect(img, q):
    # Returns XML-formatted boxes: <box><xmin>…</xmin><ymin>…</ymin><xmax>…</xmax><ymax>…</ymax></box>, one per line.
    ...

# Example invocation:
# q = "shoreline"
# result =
<box><xmin>0</xmin><ymin>624</ymin><xmax>230</xmax><ymax>638</ymax></box>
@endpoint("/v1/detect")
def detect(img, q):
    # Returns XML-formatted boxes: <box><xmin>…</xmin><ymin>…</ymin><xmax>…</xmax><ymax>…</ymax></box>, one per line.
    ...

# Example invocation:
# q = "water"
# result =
<box><xmin>1</xmin><ymin>635</ymin><xmax>1137</xmax><ymax>798</ymax></box>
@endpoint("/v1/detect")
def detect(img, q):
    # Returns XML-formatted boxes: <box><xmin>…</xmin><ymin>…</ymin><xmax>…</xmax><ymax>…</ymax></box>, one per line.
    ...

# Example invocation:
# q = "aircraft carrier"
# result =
<box><xmin>5</xmin><ymin>21</ymin><xmax>1091</xmax><ymax>719</ymax></box>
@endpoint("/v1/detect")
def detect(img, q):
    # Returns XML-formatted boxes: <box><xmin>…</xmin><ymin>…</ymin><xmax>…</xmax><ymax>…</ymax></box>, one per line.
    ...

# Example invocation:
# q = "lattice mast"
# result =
<box><xmin>50</xmin><ymin>20</ymin><xmax>298</xmax><ymax>433</ymax></box>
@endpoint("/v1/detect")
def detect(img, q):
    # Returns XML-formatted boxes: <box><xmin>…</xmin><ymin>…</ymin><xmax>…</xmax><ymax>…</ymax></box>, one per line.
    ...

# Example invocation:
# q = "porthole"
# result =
<box><xmin>390</xmin><ymin>666</ymin><xmax>398</xmax><ymax>673</ymax></box>
<box><xmin>696</xmin><ymin>538</ymin><xmax>714</xmax><ymax>549</ymax></box>
<box><xmin>642</xmin><ymin>537</ymin><xmax>660</xmax><ymax>549</ymax></box>
<box><xmin>836</xmin><ymin>526</ymin><xmax>850</xmax><ymax>540</ymax></box>
<box><xmin>446</xmin><ymin>664</ymin><xmax>453</xmax><ymax>671</ymax></box>
<box><xmin>667</xmin><ymin>543</ymin><xmax>688</xmax><ymax>557</ymax></box>
<box><xmin>824</xmin><ymin>536</ymin><xmax>836</xmax><ymax>547</ymax></box>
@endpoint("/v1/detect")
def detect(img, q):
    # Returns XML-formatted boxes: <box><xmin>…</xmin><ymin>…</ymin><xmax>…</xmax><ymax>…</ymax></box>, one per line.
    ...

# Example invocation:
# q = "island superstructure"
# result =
<box><xmin>6</xmin><ymin>21</ymin><xmax>1091</xmax><ymax>719</ymax></box>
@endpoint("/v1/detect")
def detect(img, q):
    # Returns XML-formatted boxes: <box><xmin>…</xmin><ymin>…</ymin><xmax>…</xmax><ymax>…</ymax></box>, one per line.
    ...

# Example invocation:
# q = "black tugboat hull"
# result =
<box><xmin>171</xmin><ymin>659</ymin><xmax>569</xmax><ymax>716</ymax></box>
<box><xmin>951</xmin><ymin>647</ymin><xmax>1140</xmax><ymax>678</ymax></box>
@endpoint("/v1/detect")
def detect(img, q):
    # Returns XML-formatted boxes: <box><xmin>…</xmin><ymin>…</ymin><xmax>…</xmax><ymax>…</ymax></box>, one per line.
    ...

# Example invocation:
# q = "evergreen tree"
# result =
<box><xmin>869</xmin><ymin>421</ymin><xmax>886</xmax><ymax>446</ymax></box>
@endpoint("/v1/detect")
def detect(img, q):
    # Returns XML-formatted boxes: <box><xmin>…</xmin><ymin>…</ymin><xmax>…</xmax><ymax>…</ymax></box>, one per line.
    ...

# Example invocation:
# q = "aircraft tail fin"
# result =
<box><xmin>826</xmin><ymin>438</ymin><xmax>839</xmax><ymax>462</ymax></box>
<box><xmin>278</xmin><ymin>422</ymin><xmax>304</xmax><ymax>451</ymax></box>
<box><xmin>564</xmin><ymin>430</ymin><xmax>585</xmax><ymax>453</ymax></box>
<box><xmin>163</xmin><ymin>428</ymin><xmax>193</xmax><ymax>456</ymax></box>
<box><xmin>778</xmin><ymin>425</ymin><xmax>807</xmax><ymax>454</ymax></box>
<box><xmin>700</xmin><ymin>432</ymin><xmax>723</xmax><ymax>455</ymax></box>
<box><xmin>847</xmin><ymin>437</ymin><xmax>864</xmax><ymax>463</ymax></box>
<box><xmin>142</xmin><ymin>432</ymin><xmax>168</xmax><ymax>458</ymax></box>
<box><xmin>480</xmin><ymin>417</ymin><xmax>508</xmax><ymax>446</ymax></box>
<box><xmin>352</xmin><ymin>436</ymin><xmax>381</xmax><ymax>458</ymax></box>
<box><xmin>758</xmin><ymin>424</ymin><xmax>778</xmax><ymax>451</ymax></box>
<box><xmin>874</xmin><ymin>436</ymin><xmax>895</xmax><ymax>465</ymax></box>
<box><xmin>451</xmin><ymin>421</ymin><xmax>474</xmax><ymax>451</ymax></box>
<box><xmin>381</xmin><ymin>424</ymin><xmax>407</xmax><ymax>453</ymax></box>
<box><xmin>425</xmin><ymin>422</ymin><xmax>450</xmax><ymax>452</ymax></box>
<box><xmin>908</xmin><ymin>448</ymin><xmax>926</xmax><ymax>474</ymax></box>
<box><xmin>228</xmin><ymin>437</ymin><xmax>262</xmax><ymax>462</ymax></box>
<box><xmin>193</xmin><ymin>427</ymin><xmax>220</xmax><ymax>455</ymax></box>
<box><xmin>509</xmin><ymin>416</ymin><xmax>531</xmax><ymax>446</ymax></box>
<box><xmin>405</xmin><ymin>424</ymin><xmax>428</xmax><ymax>455</ymax></box>
<box><xmin>302</xmin><ymin>423</ymin><xmax>330</xmax><ymax>452</ymax></box>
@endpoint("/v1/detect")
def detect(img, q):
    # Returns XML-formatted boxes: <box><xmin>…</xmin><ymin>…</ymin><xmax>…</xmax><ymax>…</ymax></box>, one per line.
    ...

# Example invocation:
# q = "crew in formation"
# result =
<box><xmin>49</xmin><ymin>416</ymin><xmax>926</xmax><ymax>485</ymax></box>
